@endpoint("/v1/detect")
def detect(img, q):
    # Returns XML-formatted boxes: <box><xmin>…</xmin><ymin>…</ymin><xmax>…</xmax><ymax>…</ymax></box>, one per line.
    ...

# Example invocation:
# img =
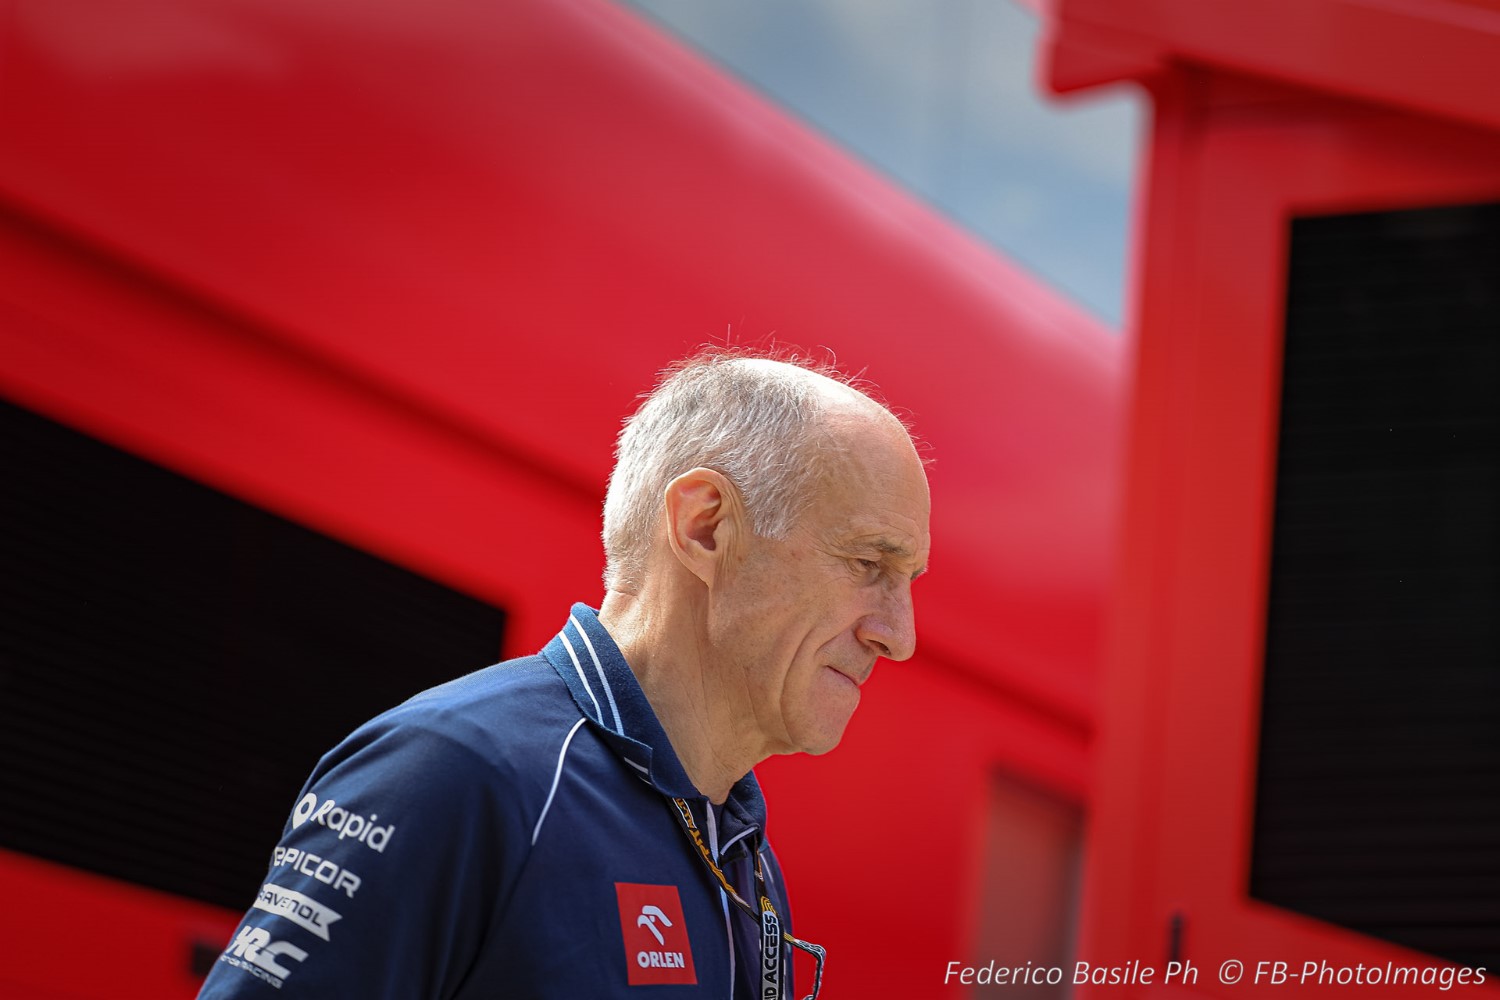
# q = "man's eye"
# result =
<box><xmin>855</xmin><ymin>558</ymin><xmax>881</xmax><ymax>574</ymax></box>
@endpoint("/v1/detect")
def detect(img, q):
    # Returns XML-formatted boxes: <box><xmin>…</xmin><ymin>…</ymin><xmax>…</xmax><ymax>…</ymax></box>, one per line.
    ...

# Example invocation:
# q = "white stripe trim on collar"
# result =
<box><xmin>570</xmin><ymin>614</ymin><xmax>623</xmax><ymax>735</ymax></box>
<box><xmin>558</xmin><ymin>632</ymin><xmax>604</xmax><ymax>726</ymax></box>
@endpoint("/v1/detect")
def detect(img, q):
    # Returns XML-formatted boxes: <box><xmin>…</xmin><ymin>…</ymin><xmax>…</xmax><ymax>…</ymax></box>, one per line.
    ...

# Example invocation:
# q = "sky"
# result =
<box><xmin>617</xmin><ymin>0</ymin><xmax>1144</xmax><ymax>328</ymax></box>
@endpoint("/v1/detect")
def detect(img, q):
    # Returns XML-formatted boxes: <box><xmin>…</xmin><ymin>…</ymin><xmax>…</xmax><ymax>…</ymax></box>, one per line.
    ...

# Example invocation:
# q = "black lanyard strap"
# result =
<box><xmin>669</xmin><ymin>797</ymin><xmax>826</xmax><ymax>1000</ymax></box>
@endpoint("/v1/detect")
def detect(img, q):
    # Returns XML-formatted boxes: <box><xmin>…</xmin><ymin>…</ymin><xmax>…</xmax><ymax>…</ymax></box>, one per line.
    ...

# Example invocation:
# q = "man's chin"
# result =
<box><xmin>797</xmin><ymin>713</ymin><xmax>857</xmax><ymax>757</ymax></box>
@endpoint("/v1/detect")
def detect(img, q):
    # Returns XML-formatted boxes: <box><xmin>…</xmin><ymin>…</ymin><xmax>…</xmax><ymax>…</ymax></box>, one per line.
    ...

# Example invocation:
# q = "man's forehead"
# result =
<box><xmin>824</xmin><ymin>427</ymin><xmax>930</xmax><ymax>530</ymax></box>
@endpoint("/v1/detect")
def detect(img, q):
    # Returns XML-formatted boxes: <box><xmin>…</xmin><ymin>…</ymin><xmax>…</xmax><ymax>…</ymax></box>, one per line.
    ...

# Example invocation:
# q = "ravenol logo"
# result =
<box><xmin>291</xmin><ymin>793</ymin><xmax>395</xmax><ymax>852</ymax></box>
<box><xmin>254</xmin><ymin>884</ymin><xmax>344</xmax><ymax>941</ymax></box>
<box><xmin>615</xmin><ymin>883</ymin><xmax>697</xmax><ymax>986</ymax></box>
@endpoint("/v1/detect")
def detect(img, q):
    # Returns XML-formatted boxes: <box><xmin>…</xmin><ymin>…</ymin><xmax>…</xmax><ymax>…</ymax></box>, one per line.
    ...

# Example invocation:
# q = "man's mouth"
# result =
<box><xmin>828</xmin><ymin>664</ymin><xmax>870</xmax><ymax>688</ymax></box>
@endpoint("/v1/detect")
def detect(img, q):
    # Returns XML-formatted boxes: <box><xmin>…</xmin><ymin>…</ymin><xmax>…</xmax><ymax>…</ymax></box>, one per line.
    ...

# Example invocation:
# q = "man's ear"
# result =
<box><xmin>663</xmin><ymin>468</ymin><xmax>743</xmax><ymax>587</ymax></box>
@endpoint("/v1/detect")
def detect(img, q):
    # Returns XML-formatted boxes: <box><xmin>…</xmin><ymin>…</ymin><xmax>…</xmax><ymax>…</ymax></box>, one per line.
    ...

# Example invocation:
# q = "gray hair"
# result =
<box><xmin>602</xmin><ymin>350</ymin><xmax>884</xmax><ymax>590</ymax></box>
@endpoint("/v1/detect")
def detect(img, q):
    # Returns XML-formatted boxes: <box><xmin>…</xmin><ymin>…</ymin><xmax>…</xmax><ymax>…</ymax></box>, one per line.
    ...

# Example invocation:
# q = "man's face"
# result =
<box><xmin>713</xmin><ymin>411</ymin><xmax>931</xmax><ymax>758</ymax></box>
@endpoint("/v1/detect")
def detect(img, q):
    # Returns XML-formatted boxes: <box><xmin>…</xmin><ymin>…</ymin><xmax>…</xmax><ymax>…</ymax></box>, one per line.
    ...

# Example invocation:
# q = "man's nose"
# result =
<box><xmin>857</xmin><ymin>584</ymin><xmax>917</xmax><ymax>661</ymax></box>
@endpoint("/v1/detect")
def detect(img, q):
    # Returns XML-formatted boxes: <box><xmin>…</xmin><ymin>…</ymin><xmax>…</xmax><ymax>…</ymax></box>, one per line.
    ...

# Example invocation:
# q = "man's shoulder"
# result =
<box><xmin>335</xmin><ymin>653</ymin><xmax>582</xmax><ymax>774</ymax></box>
<box><xmin>402</xmin><ymin>652</ymin><xmax>564</xmax><ymax>719</ymax></box>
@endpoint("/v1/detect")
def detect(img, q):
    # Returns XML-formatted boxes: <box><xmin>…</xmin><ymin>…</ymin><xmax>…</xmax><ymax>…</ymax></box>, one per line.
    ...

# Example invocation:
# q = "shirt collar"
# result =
<box><xmin>542</xmin><ymin>603</ymin><xmax>767</xmax><ymax>825</ymax></box>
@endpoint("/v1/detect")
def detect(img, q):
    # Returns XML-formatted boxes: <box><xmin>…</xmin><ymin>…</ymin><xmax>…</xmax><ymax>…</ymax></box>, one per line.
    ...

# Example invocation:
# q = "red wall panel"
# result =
<box><xmin>1081</xmin><ymin>71</ymin><xmax>1500</xmax><ymax>999</ymax></box>
<box><xmin>0</xmin><ymin>850</ymin><xmax>240</xmax><ymax>1000</ymax></box>
<box><xmin>0</xmin><ymin>0</ymin><xmax>1123</xmax><ymax>995</ymax></box>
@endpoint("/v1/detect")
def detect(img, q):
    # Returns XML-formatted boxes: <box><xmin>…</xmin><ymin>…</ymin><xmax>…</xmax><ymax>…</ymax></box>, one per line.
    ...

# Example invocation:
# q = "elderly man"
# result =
<box><xmin>198</xmin><ymin>350</ymin><xmax>930</xmax><ymax>1000</ymax></box>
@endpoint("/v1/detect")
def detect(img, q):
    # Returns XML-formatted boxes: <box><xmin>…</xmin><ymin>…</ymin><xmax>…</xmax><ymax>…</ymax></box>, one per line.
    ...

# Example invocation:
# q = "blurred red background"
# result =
<box><xmin>2</xmin><ymin>0</ymin><xmax>1497</xmax><ymax>997</ymax></box>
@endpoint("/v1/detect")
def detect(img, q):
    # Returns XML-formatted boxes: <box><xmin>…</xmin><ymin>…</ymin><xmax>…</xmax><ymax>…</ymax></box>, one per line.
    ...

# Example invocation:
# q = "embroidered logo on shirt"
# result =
<box><xmin>290</xmin><ymin>793</ymin><xmax>396</xmax><ymax>852</ymax></box>
<box><xmin>253</xmin><ymin>883</ymin><xmax>344</xmax><ymax>940</ymax></box>
<box><xmin>615</xmin><ymin>883</ymin><xmax>698</xmax><ymax>985</ymax></box>
<box><xmin>219</xmin><ymin>925</ymin><xmax>308</xmax><ymax>988</ymax></box>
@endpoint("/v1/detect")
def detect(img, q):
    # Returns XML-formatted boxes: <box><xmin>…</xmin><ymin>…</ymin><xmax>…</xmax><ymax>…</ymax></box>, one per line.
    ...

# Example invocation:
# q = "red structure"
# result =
<box><xmin>0</xmin><ymin>0</ymin><xmax>1120</xmax><ymax>997</ymax></box>
<box><xmin>1041</xmin><ymin>1</ymin><xmax>1500</xmax><ymax>995</ymax></box>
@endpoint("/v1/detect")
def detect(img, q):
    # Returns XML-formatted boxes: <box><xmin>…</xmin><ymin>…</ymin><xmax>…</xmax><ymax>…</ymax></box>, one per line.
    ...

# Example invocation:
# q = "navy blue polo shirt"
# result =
<box><xmin>197</xmin><ymin>604</ymin><xmax>795</xmax><ymax>999</ymax></box>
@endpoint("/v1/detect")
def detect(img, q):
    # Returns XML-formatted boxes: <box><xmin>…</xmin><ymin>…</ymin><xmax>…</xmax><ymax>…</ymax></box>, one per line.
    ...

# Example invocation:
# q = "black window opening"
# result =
<box><xmin>0</xmin><ymin>397</ymin><xmax>507</xmax><ymax>911</ymax></box>
<box><xmin>1251</xmin><ymin>200</ymin><xmax>1500</xmax><ymax>970</ymax></box>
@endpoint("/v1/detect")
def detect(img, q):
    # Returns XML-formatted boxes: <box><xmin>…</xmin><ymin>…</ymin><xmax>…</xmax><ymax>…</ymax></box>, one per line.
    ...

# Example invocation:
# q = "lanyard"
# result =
<box><xmin>669</xmin><ymin>797</ymin><xmax>826</xmax><ymax>1000</ymax></box>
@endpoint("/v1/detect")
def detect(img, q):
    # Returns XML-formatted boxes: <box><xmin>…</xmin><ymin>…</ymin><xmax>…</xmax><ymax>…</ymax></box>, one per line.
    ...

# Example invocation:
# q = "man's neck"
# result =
<box><xmin>598</xmin><ymin>588</ymin><xmax>760</xmax><ymax>805</ymax></box>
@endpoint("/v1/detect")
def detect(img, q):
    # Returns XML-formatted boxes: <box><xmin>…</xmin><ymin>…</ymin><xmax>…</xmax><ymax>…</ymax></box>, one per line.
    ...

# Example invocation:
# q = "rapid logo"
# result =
<box><xmin>615</xmin><ymin>883</ymin><xmax>697</xmax><ymax>986</ymax></box>
<box><xmin>291</xmin><ymin>793</ymin><xmax>395</xmax><ymax>852</ymax></box>
<box><xmin>220</xmin><ymin>925</ymin><xmax>308</xmax><ymax>989</ymax></box>
<box><xmin>254</xmin><ymin>883</ymin><xmax>344</xmax><ymax>941</ymax></box>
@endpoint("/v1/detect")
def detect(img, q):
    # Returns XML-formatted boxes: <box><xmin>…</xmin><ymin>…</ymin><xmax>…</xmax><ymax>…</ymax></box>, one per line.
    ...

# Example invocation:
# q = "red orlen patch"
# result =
<box><xmin>615</xmin><ymin>883</ymin><xmax>698</xmax><ymax>986</ymax></box>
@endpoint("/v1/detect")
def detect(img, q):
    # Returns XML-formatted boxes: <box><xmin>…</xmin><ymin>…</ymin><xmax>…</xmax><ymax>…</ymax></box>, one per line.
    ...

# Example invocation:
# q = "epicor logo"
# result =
<box><xmin>615</xmin><ymin>883</ymin><xmax>697</xmax><ymax>986</ymax></box>
<box><xmin>220</xmin><ymin>925</ymin><xmax>307</xmax><ymax>988</ymax></box>
<box><xmin>291</xmin><ymin>794</ymin><xmax>395</xmax><ymax>853</ymax></box>
<box><xmin>272</xmin><ymin>846</ymin><xmax>363</xmax><ymax>899</ymax></box>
